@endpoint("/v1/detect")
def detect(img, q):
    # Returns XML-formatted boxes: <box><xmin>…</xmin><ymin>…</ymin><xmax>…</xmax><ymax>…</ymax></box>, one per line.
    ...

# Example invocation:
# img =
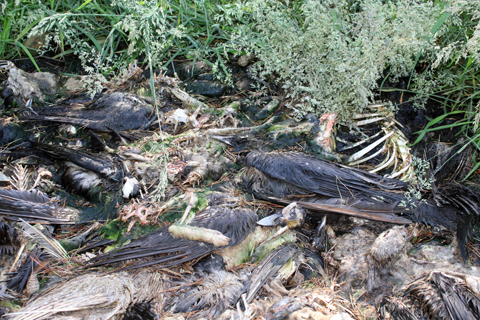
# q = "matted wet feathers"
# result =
<box><xmin>382</xmin><ymin>271</ymin><xmax>480</xmax><ymax>320</ymax></box>
<box><xmin>245</xmin><ymin>243</ymin><xmax>298</xmax><ymax>303</ymax></box>
<box><xmin>88</xmin><ymin>203</ymin><xmax>258</xmax><ymax>270</ymax></box>
<box><xmin>168</xmin><ymin>270</ymin><xmax>244</xmax><ymax>318</ymax></box>
<box><xmin>22</xmin><ymin>91</ymin><xmax>154</xmax><ymax>131</ymax></box>
<box><xmin>6</xmin><ymin>273</ymin><xmax>136</xmax><ymax>320</ymax></box>
<box><xmin>380</xmin><ymin>297</ymin><xmax>420</xmax><ymax>320</ymax></box>
<box><xmin>0</xmin><ymin>188</ymin><xmax>68</xmax><ymax>223</ymax></box>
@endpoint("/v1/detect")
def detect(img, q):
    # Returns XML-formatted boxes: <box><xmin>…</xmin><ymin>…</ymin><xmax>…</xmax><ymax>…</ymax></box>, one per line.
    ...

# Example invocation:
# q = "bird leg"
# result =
<box><xmin>179</xmin><ymin>190</ymin><xmax>197</xmax><ymax>224</ymax></box>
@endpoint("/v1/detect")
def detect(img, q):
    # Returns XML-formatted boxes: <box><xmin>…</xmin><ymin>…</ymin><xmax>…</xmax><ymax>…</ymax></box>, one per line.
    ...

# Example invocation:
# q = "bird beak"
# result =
<box><xmin>257</xmin><ymin>213</ymin><xmax>284</xmax><ymax>226</ymax></box>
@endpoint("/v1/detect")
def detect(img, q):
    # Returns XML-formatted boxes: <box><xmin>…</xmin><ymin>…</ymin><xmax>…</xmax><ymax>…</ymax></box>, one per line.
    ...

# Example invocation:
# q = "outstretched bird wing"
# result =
<box><xmin>87</xmin><ymin>227</ymin><xmax>216</xmax><ymax>270</ymax></box>
<box><xmin>246</xmin><ymin>151</ymin><xmax>407</xmax><ymax>199</ymax></box>
<box><xmin>244</xmin><ymin>151</ymin><xmax>475</xmax><ymax>230</ymax></box>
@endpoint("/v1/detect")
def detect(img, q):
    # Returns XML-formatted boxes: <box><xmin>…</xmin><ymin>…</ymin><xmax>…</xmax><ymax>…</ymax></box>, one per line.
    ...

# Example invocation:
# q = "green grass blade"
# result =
<box><xmin>410</xmin><ymin>110</ymin><xmax>465</xmax><ymax>146</ymax></box>
<box><xmin>74</xmin><ymin>0</ymin><xmax>94</xmax><ymax>12</ymax></box>
<box><xmin>16</xmin><ymin>42</ymin><xmax>41</xmax><ymax>72</ymax></box>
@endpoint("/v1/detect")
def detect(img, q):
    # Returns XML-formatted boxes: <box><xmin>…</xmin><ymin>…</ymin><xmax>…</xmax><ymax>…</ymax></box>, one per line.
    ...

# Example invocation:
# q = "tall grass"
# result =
<box><xmin>0</xmin><ymin>0</ymin><xmax>248</xmax><ymax>77</ymax></box>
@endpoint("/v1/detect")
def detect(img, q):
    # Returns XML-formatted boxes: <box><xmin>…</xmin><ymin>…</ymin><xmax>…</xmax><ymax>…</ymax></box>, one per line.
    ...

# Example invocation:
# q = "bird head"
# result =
<box><xmin>257</xmin><ymin>202</ymin><xmax>305</xmax><ymax>228</ymax></box>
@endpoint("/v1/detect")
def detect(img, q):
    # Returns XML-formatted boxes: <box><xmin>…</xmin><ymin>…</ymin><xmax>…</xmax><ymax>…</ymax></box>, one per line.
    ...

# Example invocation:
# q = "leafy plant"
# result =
<box><xmin>227</xmin><ymin>0</ymin><xmax>479</xmax><ymax>124</ymax></box>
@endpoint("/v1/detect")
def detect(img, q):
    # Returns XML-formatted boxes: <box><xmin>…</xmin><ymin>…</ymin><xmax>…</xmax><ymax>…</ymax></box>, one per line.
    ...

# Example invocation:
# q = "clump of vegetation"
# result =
<box><xmin>1</xmin><ymin>0</ymin><xmax>479</xmax><ymax>125</ymax></box>
<box><xmin>230</xmin><ymin>0</ymin><xmax>480</xmax><ymax>123</ymax></box>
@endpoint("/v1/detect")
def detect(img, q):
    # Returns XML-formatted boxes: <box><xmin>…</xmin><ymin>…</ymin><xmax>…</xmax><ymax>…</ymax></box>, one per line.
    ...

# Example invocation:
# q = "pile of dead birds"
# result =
<box><xmin>0</xmin><ymin>58</ymin><xmax>480</xmax><ymax>320</ymax></box>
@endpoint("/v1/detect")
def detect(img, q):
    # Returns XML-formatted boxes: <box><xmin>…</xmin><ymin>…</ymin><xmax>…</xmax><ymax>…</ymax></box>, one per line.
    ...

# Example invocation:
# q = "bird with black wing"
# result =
<box><xmin>87</xmin><ymin>192</ymin><xmax>259</xmax><ymax>270</ymax></box>
<box><xmin>0</xmin><ymin>188</ymin><xmax>69</xmax><ymax>224</ymax></box>
<box><xmin>21</xmin><ymin>91</ymin><xmax>155</xmax><ymax>132</ymax></box>
<box><xmin>2</xmin><ymin>141</ymin><xmax>140</xmax><ymax>201</ymax></box>
<box><xmin>244</xmin><ymin>150</ymin><xmax>477</xmax><ymax>258</ymax></box>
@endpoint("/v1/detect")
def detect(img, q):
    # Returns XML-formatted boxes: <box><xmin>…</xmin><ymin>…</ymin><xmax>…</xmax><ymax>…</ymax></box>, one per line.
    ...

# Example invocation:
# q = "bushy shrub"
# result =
<box><xmin>223</xmin><ymin>0</ymin><xmax>478</xmax><ymax>123</ymax></box>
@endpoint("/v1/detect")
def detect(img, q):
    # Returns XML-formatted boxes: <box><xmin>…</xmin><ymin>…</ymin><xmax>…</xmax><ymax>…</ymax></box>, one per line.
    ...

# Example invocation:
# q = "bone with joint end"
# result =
<box><xmin>179</xmin><ymin>190</ymin><xmax>197</xmax><ymax>224</ymax></box>
<box><xmin>168</xmin><ymin>225</ymin><xmax>230</xmax><ymax>247</ymax></box>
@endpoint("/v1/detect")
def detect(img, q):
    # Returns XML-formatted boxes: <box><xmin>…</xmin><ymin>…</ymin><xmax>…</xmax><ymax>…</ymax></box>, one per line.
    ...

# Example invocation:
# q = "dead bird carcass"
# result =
<box><xmin>87</xmin><ymin>193</ymin><xmax>259</xmax><ymax>270</ymax></box>
<box><xmin>22</xmin><ymin>91</ymin><xmax>155</xmax><ymax>132</ymax></box>
<box><xmin>244</xmin><ymin>150</ymin><xmax>478</xmax><ymax>256</ymax></box>
<box><xmin>2</xmin><ymin>141</ymin><xmax>140</xmax><ymax>200</ymax></box>
<box><xmin>381</xmin><ymin>270</ymin><xmax>480</xmax><ymax>320</ymax></box>
<box><xmin>5</xmin><ymin>271</ymin><xmax>164</xmax><ymax>320</ymax></box>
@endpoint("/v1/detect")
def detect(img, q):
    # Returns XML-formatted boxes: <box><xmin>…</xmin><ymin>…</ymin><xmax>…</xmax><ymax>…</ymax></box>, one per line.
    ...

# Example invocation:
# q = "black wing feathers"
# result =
<box><xmin>0</xmin><ymin>189</ymin><xmax>67</xmax><ymax>223</ymax></box>
<box><xmin>246</xmin><ymin>151</ymin><xmax>406</xmax><ymax>199</ymax></box>
<box><xmin>192</xmin><ymin>206</ymin><xmax>258</xmax><ymax>247</ymax></box>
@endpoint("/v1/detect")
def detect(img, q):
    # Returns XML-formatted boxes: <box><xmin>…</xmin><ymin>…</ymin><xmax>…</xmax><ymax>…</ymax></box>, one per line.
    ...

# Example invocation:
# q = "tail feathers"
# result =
<box><xmin>409</xmin><ymin>202</ymin><xmax>458</xmax><ymax>230</ymax></box>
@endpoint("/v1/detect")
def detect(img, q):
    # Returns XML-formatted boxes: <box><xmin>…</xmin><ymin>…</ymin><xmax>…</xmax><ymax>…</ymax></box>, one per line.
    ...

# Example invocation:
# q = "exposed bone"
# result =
<box><xmin>179</xmin><ymin>190</ymin><xmax>197</xmax><ymax>224</ymax></box>
<box><xmin>338</xmin><ymin>129</ymin><xmax>385</xmax><ymax>152</ymax></box>
<box><xmin>348</xmin><ymin>143</ymin><xmax>388</xmax><ymax>166</ymax></box>
<box><xmin>370</xmin><ymin>146</ymin><xmax>396</xmax><ymax>173</ymax></box>
<box><xmin>168</xmin><ymin>225</ymin><xmax>230</xmax><ymax>247</ymax></box>
<box><xmin>354</xmin><ymin>116</ymin><xmax>386</xmax><ymax>126</ymax></box>
<box><xmin>347</xmin><ymin>131</ymin><xmax>394</xmax><ymax>163</ymax></box>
